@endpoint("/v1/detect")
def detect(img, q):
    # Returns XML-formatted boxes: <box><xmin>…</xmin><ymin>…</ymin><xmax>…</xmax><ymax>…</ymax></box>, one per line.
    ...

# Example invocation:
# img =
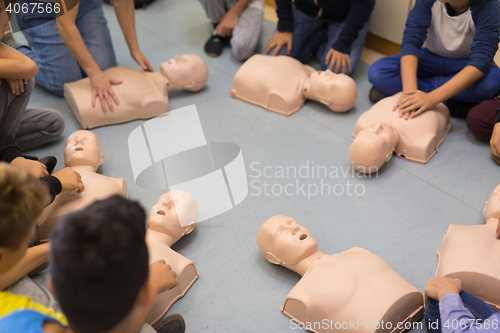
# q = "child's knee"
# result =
<box><xmin>231</xmin><ymin>39</ymin><xmax>256</xmax><ymax>61</ymax></box>
<box><xmin>466</xmin><ymin>105</ymin><xmax>491</xmax><ymax>141</ymax></box>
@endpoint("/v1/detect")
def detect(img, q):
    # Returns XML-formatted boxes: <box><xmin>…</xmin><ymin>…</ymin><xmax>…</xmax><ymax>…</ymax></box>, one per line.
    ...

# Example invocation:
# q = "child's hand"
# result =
<box><xmin>425</xmin><ymin>276</ymin><xmax>461</xmax><ymax>301</ymax></box>
<box><xmin>216</xmin><ymin>11</ymin><xmax>238</xmax><ymax>37</ymax></box>
<box><xmin>10</xmin><ymin>157</ymin><xmax>49</xmax><ymax>178</ymax></box>
<box><xmin>0</xmin><ymin>78</ymin><xmax>29</xmax><ymax>95</ymax></box>
<box><xmin>393</xmin><ymin>90</ymin><xmax>438</xmax><ymax>120</ymax></box>
<box><xmin>149</xmin><ymin>260</ymin><xmax>178</xmax><ymax>294</ymax></box>
<box><xmin>325</xmin><ymin>48</ymin><xmax>352</xmax><ymax>74</ymax></box>
<box><xmin>88</xmin><ymin>69</ymin><xmax>122</xmax><ymax>112</ymax></box>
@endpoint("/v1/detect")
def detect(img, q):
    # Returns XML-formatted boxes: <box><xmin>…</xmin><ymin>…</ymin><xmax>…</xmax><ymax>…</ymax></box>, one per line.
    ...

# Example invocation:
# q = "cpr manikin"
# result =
<box><xmin>257</xmin><ymin>216</ymin><xmax>424</xmax><ymax>333</ymax></box>
<box><xmin>435</xmin><ymin>184</ymin><xmax>500</xmax><ymax>310</ymax></box>
<box><xmin>64</xmin><ymin>55</ymin><xmax>209</xmax><ymax>129</ymax></box>
<box><xmin>145</xmin><ymin>190</ymin><xmax>199</xmax><ymax>325</ymax></box>
<box><xmin>231</xmin><ymin>55</ymin><xmax>357</xmax><ymax>116</ymax></box>
<box><xmin>39</xmin><ymin>130</ymin><xmax>128</xmax><ymax>238</ymax></box>
<box><xmin>350</xmin><ymin>93</ymin><xmax>451</xmax><ymax>173</ymax></box>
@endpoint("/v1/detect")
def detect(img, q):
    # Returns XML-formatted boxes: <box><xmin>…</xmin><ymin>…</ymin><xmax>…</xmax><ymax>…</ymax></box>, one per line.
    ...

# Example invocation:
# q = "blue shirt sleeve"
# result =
<box><xmin>401</xmin><ymin>0</ymin><xmax>434</xmax><ymax>57</ymax></box>
<box><xmin>439</xmin><ymin>293</ymin><xmax>500</xmax><ymax>333</ymax></box>
<box><xmin>331</xmin><ymin>0</ymin><xmax>375</xmax><ymax>54</ymax></box>
<box><xmin>469</xmin><ymin>0</ymin><xmax>500</xmax><ymax>74</ymax></box>
<box><xmin>275</xmin><ymin>0</ymin><xmax>294</xmax><ymax>32</ymax></box>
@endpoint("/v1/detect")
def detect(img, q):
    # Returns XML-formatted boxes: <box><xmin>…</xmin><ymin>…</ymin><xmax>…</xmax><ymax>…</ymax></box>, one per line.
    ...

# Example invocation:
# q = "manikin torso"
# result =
<box><xmin>231</xmin><ymin>55</ymin><xmax>314</xmax><ymax>116</ymax></box>
<box><xmin>352</xmin><ymin>93</ymin><xmax>451</xmax><ymax>164</ymax></box>
<box><xmin>435</xmin><ymin>184</ymin><xmax>500</xmax><ymax>309</ymax></box>
<box><xmin>144</xmin><ymin>190</ymin><xmax>199</xmax><ymax>325</ymax></box>
<box><xmin>64</xmin><ymin>67</ymin><xmax>169</xmax><ymax>129</ymax></box>
<box><xmin>284</xmin><ymin>248</ymin><xmax>423</xmax><ymax>333</ymax></box>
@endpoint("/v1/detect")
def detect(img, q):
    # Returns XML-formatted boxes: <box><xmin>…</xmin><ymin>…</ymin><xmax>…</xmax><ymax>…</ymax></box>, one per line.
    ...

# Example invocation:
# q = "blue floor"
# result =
<box><xmin>13</xmin><ymin>0</ymin><xmax>500</xmax><ymax>332</ymax></box>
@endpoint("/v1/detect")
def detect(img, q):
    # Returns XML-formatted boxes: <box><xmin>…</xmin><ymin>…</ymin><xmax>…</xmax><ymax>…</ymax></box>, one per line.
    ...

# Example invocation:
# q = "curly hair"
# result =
<box><xmin>0</xmin><ymin>163</ymin><xmax>50</xmax><ymax>249</ymax></box>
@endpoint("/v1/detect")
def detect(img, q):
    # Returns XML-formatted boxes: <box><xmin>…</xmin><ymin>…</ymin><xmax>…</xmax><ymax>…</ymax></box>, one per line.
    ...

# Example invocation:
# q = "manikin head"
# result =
<box><xmin>160</xmin><ymin>55</ymin><xmax>209</xmax><ymax>92</ymax></box>
<box><xmin>484</xmin><ymin>184</ymin><xmax>500</xmax><ymax>223</ymax></box>
<box><xmin>257</xmin><ymin>215</ymin><xmax>318</xmax><ymax>267</ymax></box>
<box><xmin>147</xmin><ymin>189</ymin><xmax>199</xmax><ymax>238</ymax></box>
<box><xmin>349</xmin><ymin>123</ymin><xmax>400</xmax><ymax>174</ymax></box>
<box><xmin>64</xmin><ymin>130</ymin><xmax>103</xmax><ymax>172</ymax></box>
<box><xmin>307</xmin><ymin>70</ymin><xmax>357</xmax><ymax>112</ymax></box>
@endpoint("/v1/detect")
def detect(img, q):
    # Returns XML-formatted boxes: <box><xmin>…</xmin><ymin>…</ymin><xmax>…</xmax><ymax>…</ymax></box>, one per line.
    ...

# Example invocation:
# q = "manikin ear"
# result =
<box><xmin>484</xmin><ymin>201</ymin><xmax>488</xmax><ymax>215</ymax></box>
<box><xmin>183</xmin><ymin>81</ymin><xmax>196</xmax><ymax>89</ymax></box>
<box><xmin>385</xmin><ymin>151</ymin><xmax>393</xmax><ymax>162</ymax></box>
<box><xmin>99</xmin><ymin>152</ymin><xmax>104</xmax><ymax>166</ymax></box>
<box><xmin>184</xmin><ymin>222</ymin><xmax>195</xmax><ymax>235</ymax></box>
<box><xmin>266</xmin><ymin>252</ymin><xmax>281</xmax><ymax>265</ymax></box>
<box><xmin>318</xmin><ymin>97</ymin><xmax>332</xmax><ymax>106</ymax></box>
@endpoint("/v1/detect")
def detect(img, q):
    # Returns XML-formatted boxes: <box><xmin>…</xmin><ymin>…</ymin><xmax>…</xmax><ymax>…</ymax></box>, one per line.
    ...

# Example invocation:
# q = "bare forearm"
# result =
<box><xmin>227</xmin><ymin>0</ymin><xmax>253</xmax><ymax>17</ymax></box>
<box><xmin>0</xmin><ymin>243</ymin><xmax>50</xmax><ymax>290</ymax></box>
<box><xmin>56</xmin><ymin>22</ymin><xmax>100</xmax><ymax>75</ymax></box>
<box><xmin>401</xmin><ymin>55</ymin><xmax>418</xmax><ymax>92</ymax></box>
<box><xmin>114</xmin><ymin>0</ymin><xmax>140</xmax><ymax>53</ymax></box>
<box><xmin>429</xmin><ymin>66</ymin><xmax>485</xmax><ymax>105</ymax></box>
<box><xmin>0</xmin><ymin>45</ymin><xmax>38</xmax><ymax>79</ymax></box>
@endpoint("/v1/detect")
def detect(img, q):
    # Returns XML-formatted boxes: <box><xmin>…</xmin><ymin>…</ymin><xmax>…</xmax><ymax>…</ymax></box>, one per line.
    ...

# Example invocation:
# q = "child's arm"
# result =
<box><xmin>0</xmin><ymin>43</ymin><xmax>38</xmax><ymax>79</ymax></box>
<box><xmin>0</xmin><ymin>243</ymin><xmax>50</xmax><ymax>290</ymax></box>
<box><xmin>396</xmin><ymin>65</ymin><xmax>485</xmax><ymax>119</ymax></box>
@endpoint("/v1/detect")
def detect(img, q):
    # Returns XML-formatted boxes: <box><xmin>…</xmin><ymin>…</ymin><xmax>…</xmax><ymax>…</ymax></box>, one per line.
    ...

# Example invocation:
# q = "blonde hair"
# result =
<box><xmin>0</xmin><ymin>163</ymin><xmax>49</xmax><ymax>249</ymax></box>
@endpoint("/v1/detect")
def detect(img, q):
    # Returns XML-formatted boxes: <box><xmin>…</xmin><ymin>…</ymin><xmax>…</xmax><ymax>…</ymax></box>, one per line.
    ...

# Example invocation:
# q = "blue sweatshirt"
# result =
<box><xmin>401</xmin><ymin>0</ymin><xmax>500</xmax><ymax>75</ymax></box>
<box><xmin>275</xmin><ymin>0</ymin><xmax>375</xmax><ymax>54</ymax></box>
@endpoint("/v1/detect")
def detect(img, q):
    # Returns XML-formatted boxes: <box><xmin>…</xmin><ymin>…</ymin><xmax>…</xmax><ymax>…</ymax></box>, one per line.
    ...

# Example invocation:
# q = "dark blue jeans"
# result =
<box><xmin>271</xmin><ymin>5</ymin><xmax>368</xmax><ymax>75</ymax></box>
<box><xmin>425</xmin><ymin>291</ymin><xmax>499</xmax><ymax>333</ymax></box>
<box><xmin>14</xmin><ymin>0</ymin><xmax>117</xmax><ymax>97</ymax></box>
<box><xmin>368</xmin><ymin>48</ymin><xmax>500</xmax><ymax>103</ymax></box>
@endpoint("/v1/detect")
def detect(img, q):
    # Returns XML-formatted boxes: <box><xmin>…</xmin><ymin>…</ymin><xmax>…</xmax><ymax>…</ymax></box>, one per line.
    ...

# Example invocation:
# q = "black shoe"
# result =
<box><xmin>38</xmin><ymin>156</ymin><xmax>57</xmax><ymax>175</ymax></box>
<box><xmin>369</xmin><ymin>86</ymin><xmax>388</xmax><ymax>103</ymax></box>
<box><xmin>204</xmin><ymin>33</ymin><xmax>226</xmax><ymax>57</ymax></box>
<box><xmin>153</xmin><ymin>314</ymin><xmax>185</xmax><ymax>333</ymax></box>
<box><xmin>446</xmin><ymin>100</ymin><xmax>479</xmax><ymax>119</ymax></box>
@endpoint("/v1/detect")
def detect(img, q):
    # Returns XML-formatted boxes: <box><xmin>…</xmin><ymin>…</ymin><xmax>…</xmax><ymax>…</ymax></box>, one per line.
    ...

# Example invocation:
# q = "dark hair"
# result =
<box><xmin>0</xmin><ymin>163</ymin><xmax>49</xmax><ymax>249</ymax></box>
<box><xmin>50</xmin><ymin>195</ymin><xmax>149</xmax><ymax>333</ymax></box>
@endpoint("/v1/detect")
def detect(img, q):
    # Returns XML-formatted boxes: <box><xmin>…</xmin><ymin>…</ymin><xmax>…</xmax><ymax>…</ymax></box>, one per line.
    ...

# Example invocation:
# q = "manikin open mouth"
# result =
<box><xmin>75</xmin><ymin>147</ymin><xmax>83</xmax><ymax>151</ymax></box>
<box><xmin>300</xmin><ymin>234</ymin><xmax>308</xmax><ymax>241</ymax></box>
<box><xmin>157</xmin><ymin>210</ymin><xmax>166</xmax><ymax>215</ymax></box>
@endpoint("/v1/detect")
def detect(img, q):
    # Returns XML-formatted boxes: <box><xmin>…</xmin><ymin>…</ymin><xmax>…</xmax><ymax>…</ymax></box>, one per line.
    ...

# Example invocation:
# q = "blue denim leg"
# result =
<box><xmin>271</xmin><ymin>5</ymin><xmax>327</xmax><ymax>58</ymax></box>
<box><xmin>316</xmin><ymin>21</ymin><xmax>368</xmax><ymax>75</ymax></box>
<box><xmin>14</xmin><ymin>0</ymin><xmax>116</xmax><ymax>96</ymax></box>
<box><xmin>368</xmin><ymin>48</ymin><xmax>500</xmax><ymax>103</ymax></box>
<box><xmin>425</xmin><ymin>291</ymin><xmax>499</xmax><ymax>333</ymax></box>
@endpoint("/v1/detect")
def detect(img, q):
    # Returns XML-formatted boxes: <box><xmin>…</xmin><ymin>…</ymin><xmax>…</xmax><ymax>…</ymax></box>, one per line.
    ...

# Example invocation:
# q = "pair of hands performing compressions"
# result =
<box><xmin>57</xmin><ymin>0</ymin><xmax>153</xmax><ymax>112</ymax></box>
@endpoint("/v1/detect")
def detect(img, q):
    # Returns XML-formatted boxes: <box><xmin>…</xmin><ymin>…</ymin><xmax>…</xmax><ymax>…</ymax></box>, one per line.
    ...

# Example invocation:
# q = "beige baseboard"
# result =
<box><xmin>364</xmin><ymin>33</ymin><xmax>401</xmax><ymax>56</ymax></box>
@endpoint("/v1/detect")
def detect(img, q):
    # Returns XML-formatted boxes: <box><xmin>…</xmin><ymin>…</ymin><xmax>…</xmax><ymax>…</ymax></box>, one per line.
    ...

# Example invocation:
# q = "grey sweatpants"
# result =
<box><xmin>0</xmin><ymin>78</ymin><xmax>64</xmax><ymax>152</ymax></box>
<box><xmin>198</xmin><ymin>0</ymin><xmax>263</xmax><ymax>60</ymax></box>
<box><xmin>7</xmin><ymin>276</ymin><xmax>156</xmax><ymax>333</ymax></box>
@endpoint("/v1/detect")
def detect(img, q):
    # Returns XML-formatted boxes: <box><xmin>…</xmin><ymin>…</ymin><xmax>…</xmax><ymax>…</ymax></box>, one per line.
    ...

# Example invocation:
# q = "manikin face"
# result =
<box><xmin>257</xmin><ymin>215</ymin><xmax>318</xmax><ymax>266</ymax></box>
<box><xmin>0</xmin><ymin>224</ymin><xmax>35</xmax><ymax>275</ymax></box>
<box><xmin>309</xmin><ymin>70</ymin><xmax>356</xmax><ymax>110</ymax></box>
<box><xmin>349</xmin><ymin>123</ymin><xmax>399</xmax><ymax>173</ymax></box>
<box><xmin>147</xmin><ymin>190</ymin><xmax>199</xmax><ymax>237</ymax></box>
<box><xmin>484</xmin><ymin>184</ymin><xmax>500</xmax><ymax>220</ymax></box>
<box><xmin>0</xmin><ymin>10</ymin><xmax>11</xmax><ymax>39</ymax></box>
<box><xmin>64</xmin><ymin>130</ymin><xmax>103</xmax><ymax>170</ymax></box>
<box><xmin>160</xmin><ymin>54</ymin><xmax>209</xmax><ymax>91</ymax></box>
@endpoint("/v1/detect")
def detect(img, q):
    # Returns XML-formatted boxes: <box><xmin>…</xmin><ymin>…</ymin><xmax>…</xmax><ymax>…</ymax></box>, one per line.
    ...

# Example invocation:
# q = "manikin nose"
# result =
<box><xmin>174</xmin><ymin>55</ymin><xmax>181</xmax><ymax>62</ymax></box>
<box><xmin>373</xmin><ymin>123</ymin><xmax>385</xmax><ymax>134</ymax></box>
<box><xmin>286</xmin><ymin>224</ymin><xmax>299</xmax><ymax>235</ymax></box>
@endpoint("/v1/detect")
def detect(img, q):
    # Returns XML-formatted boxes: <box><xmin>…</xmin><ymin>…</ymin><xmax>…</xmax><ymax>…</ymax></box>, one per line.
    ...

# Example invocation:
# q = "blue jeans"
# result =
<box><xmin>14</xmin><ymin>0</ymin><xmax>117</xmax><ymax>97</ymax></box>
<box><xmin>368</xmin><ymin>48</ymin><xmax>500</xmax><ymax>103</ymax></box>
<box><xmin>425</xmin><ymin>291</ymin><xmax>499</xmax><ymax>333</ymax></box>
<box><xmin>272</xmin><ymin>5</ymin><xmax>368</xmax><ymax>75</ymax></box>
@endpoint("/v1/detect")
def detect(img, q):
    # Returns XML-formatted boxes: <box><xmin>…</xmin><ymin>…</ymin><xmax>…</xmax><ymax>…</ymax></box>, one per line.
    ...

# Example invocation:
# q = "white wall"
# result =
<box><xmin>368</xmin><ymin>0</ymin><xmax>412</xmax><ymax>45</ymax></box>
